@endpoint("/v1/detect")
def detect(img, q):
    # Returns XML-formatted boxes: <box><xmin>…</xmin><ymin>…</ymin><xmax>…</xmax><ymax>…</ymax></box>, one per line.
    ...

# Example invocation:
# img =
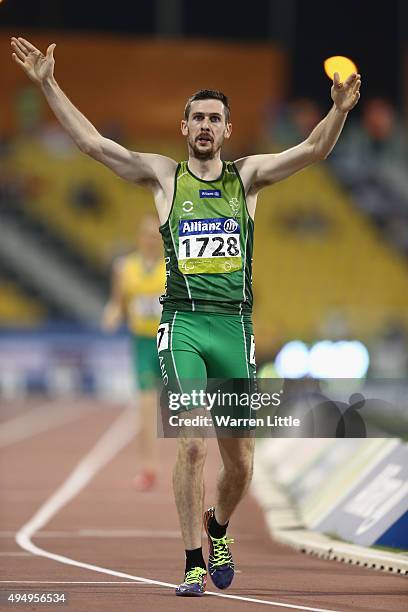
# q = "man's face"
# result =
<box><xmin>181</xmin><ymin>99</ymin><xmax>232</xmax><ymax>161</ymax></box>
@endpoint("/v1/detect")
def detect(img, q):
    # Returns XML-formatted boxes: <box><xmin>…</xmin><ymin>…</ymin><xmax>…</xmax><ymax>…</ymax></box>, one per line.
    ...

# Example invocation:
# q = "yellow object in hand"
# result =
<box><xmin>324</xmin><ymin>56</ymin><xmax>358</xmax><ymax>82</ymax></box>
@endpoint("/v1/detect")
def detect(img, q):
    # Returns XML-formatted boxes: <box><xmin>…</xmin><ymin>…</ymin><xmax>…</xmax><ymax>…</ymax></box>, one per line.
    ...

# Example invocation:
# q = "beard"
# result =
<box><xmin>188</xmin><ymin>134</ymin><xmax>222</xmax><ymax>161</ymax></box>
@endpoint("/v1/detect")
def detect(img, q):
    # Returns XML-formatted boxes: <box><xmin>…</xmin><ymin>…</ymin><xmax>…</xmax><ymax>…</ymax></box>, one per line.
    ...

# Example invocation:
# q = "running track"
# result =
<box><xmin>0</xmin><ymin>399</ymin><xmax>406</xmax><ymax>612</ymax></box>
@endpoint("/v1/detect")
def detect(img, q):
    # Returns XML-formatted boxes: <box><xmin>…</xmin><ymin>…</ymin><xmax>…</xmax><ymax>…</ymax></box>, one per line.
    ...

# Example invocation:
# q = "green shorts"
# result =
<box><xmin>156</xmin><ymin>311</ymin><xmax>257</xmax><ymax>423</ymax></box>
<box><xmin>131</xmin><ymin>334</ymin><xmax>161</xmax><ymax>391</ymax></box>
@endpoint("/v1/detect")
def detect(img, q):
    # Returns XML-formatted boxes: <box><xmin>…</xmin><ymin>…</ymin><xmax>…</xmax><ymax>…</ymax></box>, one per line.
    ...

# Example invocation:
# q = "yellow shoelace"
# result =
<box><xmin>210</xmin><ymin>536</ymin><xmax>235</xmax><ymax>567</ymax></box>
<box><xmin>184</xmin><ymin>567</ymin><xmax>207</xmax><ymax>584</ymax></box>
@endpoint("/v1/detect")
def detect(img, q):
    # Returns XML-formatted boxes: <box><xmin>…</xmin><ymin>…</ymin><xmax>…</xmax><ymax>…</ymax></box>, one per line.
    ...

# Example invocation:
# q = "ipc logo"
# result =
<box><xmin>224</xmin><ymin>218</ymin><xmax>238</xmax><ymax>233</ymax></box>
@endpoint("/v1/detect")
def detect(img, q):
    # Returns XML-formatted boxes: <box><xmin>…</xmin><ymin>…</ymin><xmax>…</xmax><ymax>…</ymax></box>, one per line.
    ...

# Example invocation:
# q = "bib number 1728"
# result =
<box><xmin>180</xmin><ymin>235</ymin><xmax>239</xmax><ymax>259</ymax></box>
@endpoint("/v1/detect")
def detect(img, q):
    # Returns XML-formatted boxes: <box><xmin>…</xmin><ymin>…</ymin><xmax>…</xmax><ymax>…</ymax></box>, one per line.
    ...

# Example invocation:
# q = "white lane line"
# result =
<box><xmin>0</xmin><ymin>581</ymin><xmax>144</xmax><ymax>585</ymax></box>
<box><xmin>0</xmin><ymin>401</ymin><xmax>97</xmax><ymax>449</ymax></box>
<box><xmin>15</xmin><ymin>407</ymin><xmax>342</xmax><ymax>612</ymax></box>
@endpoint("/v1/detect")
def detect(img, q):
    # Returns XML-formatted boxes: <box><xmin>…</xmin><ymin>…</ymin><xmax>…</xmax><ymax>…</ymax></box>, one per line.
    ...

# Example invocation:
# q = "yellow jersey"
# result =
<box><xmin>120</xmin><ymin>252</ymin><xmax>165</xmax><ymax>337</ymax></box>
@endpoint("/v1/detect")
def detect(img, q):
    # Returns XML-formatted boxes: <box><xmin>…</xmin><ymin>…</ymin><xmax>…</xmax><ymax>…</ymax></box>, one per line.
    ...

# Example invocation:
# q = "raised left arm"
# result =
<box><xmin>236</xmin><ymin>72</ymin><xmax>361</xmax><ymax>191</ymax></box>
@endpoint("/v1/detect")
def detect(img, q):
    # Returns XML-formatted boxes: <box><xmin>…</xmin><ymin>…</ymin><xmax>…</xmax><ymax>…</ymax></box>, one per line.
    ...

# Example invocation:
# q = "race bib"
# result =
<box><xmin>157</xmin><ymin>323</ymin><xmax>169</xmax><ymax>351</ymax></box>
<box><xmin>250</xmin><ymin>335</ymin><xmax>256</xmax><ymax>365</ymax></box>
<box><xmin>178</xmin><ymin>217</ymin><xmax>242</xmax><ymax>275</ymax></box>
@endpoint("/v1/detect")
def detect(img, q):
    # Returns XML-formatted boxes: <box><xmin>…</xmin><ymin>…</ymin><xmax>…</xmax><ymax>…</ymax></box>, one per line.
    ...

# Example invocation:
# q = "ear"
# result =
<box><xmin>224</xmin><ymin>122</ymin><xmax>232</xmax><ymax>140</ymax></box>
<box><xmin>181</xmin><ymin>119</ymin><xmax>188</xmax><ymax>136</ymax></box>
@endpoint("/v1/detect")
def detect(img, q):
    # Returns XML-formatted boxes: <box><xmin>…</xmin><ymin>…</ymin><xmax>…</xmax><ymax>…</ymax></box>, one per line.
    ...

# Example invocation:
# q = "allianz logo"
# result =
<box><xmin>223</xmin><ymin>218</ymin><xmax>238</xmax><ymax>233</ymax></box>
<box><xmin>180</xmin><ymin>218</ymin><xmax>238</xmax><ymax>234</ymax></box>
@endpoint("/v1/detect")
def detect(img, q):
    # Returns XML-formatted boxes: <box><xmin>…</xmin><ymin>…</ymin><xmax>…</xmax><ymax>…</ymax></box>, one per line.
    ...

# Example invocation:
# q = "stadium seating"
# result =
<box><xmin>10</xmin><ymin>138</ymin><xmax>185</xmax><ymax>267</ymax></box>
<box><xmin>0</xmin><ymin>280</ymin><xmax>45</xmax><ymax>325</ymax></box>
<box><xmin>7</xmin><ymin>139</ymin><xmax>408</xmax><ymax>344</ymax></box>
<box><xmin>253</xmin><ymin>164</ymin><xmax>408</xmax><ymax>344</ymax></box>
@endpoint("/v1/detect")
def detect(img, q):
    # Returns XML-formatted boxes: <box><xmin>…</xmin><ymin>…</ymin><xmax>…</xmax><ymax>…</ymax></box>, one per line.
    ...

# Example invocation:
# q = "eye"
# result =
<box><xmin>211</xmin><ymin>116</ymin><xmax>221</xmax><ymax>122</ymax></box>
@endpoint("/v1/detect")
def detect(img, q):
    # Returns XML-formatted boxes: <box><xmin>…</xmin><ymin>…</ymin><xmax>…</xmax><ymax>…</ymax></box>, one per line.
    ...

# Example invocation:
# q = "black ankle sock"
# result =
<box><xmin>208</xmin><ymin>512</ymin><xmax>229</xmax><ymax>538</ymax></box>
<box><xmin>185</xmin><ymin>547</ymin><xmax>206</xmax><ymax>573</ymax></box>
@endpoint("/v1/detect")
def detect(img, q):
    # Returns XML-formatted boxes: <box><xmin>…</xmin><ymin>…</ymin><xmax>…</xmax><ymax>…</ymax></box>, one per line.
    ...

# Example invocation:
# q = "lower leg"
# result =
<box><xmin>173</xmin><ymin>436</ymin><xmax>207</xmax><ymax>553</ymax></box>
<box><xmin>138</xmin><ymin>390</ymin><xmax>157</xmax><ymax>472</ymax></box>
<box><xmin>214</xmin><ymin>437</ymin><xmax>255</xmax><ymax>527</ymax></box>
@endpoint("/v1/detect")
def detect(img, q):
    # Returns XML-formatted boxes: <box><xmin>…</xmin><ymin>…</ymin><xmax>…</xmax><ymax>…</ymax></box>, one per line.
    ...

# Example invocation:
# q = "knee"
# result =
<box><xmin>179</xmin><ymin>438</ymin><xmax>207</xmax><ymax>466</ymax></box>
<box><xmin>225</xmin><ymin>456</ymin><xmax>253</xmax><ymax>482</ymax></box>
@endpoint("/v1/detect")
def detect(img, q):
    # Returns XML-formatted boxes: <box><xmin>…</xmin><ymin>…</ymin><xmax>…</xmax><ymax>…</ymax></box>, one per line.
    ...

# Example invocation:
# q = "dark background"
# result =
<box><xmin>1</xmin><ymin>0</ymin><xmax>406</xmax><ymax>108</ymax></box>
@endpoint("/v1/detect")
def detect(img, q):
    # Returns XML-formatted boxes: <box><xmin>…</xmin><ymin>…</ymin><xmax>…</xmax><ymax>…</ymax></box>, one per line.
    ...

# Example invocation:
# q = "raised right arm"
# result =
<box><xmin>11</xmin><ymin>37</ymin><xmax>177</xmax><ymax>186</ymax></box>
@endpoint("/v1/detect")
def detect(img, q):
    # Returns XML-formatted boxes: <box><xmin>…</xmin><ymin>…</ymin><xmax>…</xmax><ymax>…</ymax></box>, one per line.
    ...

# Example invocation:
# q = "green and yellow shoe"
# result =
<box><xmin>175</xmin><ymin>566</ymin><xmax>207</xmax><ymax>596</ymax></box>
<box><xmin>203</xmin><ymin>507</ymin><xmax>235</xmax><ymax>589</ymax></box>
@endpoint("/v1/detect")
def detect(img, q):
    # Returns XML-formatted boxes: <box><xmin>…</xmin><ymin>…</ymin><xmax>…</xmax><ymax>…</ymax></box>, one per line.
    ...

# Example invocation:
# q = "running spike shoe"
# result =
<box><xmin>203</xmin><ymin>507</ymin><xmax>235</xmax><ymax>589</ymax></box>
<box><xmin>175</xmin><ymin>567</ymin><xmax>207</xmax><ymax>596</ymax></box>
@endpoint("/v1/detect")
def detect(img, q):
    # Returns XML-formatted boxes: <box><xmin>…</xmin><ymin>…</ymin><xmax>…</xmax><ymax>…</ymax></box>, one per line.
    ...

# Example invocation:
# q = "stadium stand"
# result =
<box><xmin>3</xmin><ymin>136</ymin><xmax>408</xmax><ymax>352</ymax></box>
<box><xmin>0</xmin><ymin>279</ymin><xmax>45</xmax><ymax>325</ymax></box>
<box><xmin>9</xmin><ymin>138</ymin><xmax>184</xmax><ymax>267</ymax></box>
<box><xmin>253</xmin><ymin>164</ymin><xmax>408</xmax><ymax>349</ymax></box>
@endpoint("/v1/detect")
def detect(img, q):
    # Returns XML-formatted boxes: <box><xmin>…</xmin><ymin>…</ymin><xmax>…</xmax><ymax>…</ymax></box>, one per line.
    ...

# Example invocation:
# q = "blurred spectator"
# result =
<box><xmin>318</xmin><ymin>304</ymin><xmax>350</xmax><ymax>341</ymax></box>
<box><xmin>383</xmin><ymin>215</ymin><xmax>408</xmax><ymax>257</ymax></box>
<box><xmin>101</xmin><ymin>120</ymin><xmax>126</xmax><ymax>145</ymax></box>
<box><xmin>0</xmin><ymin>154</ymin><xmax>45</xmax><ymax>208</ymax></box>
<box><xmin>16</xmin><ymin>86</ymin><xmax>44</xmax><ymax>137</ymax></box>
<box><xmin>68</xmin><ymin>180</ymin><xmax>104</xmax><ymax>216</ymax></box>
<box><xmin>15</xmin><ymin>86</ymin><xmax>76</xmax><ymax>157</ymax></box>
<box><xmin>368</xmin><ymin>319</ymin><xmax>408</xmax><ymax>378</ymax></box>
<box><xmin>329</xmin><ymin>98</ymin><xmax>408</xmax><ymax>220</ymax></box>
<box><xmin>0</xmin><ymin>136</ymin><xmax>13</xmax><ymax>158</ymax></box>
<box><xmin>39</xmin><ymin>122</ymin><xmax>76</xmax><ymax>158</ymax></box>
<box><xmin>278</xmin><ymin>206</ymin><xmax>330</xmax><ymax>238</ymax></box>
<box><xmin>269</xmin><ymin>98</ymin><xmax>322</xmax><ymax>148</ymax></box>
<box><xmin>0</xmin><ymin>160</ymin><xmax>26</xmax><ymax>207</ymax></box>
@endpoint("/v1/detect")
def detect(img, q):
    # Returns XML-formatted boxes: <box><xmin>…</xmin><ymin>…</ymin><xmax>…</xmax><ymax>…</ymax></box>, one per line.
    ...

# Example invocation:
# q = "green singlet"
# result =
<box><xmin>159</xmin><ymin>161</ymin><xmax>254</xmax><ymax>315</ymax></box>
<box><xmin>157</xmin><ymin>161</ymin><xmax>257</xmax><ymax>418</ymax></box>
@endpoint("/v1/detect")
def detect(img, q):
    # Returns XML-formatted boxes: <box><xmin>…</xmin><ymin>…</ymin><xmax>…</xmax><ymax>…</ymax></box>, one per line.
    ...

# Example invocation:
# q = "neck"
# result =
<box><xmin>187</xmin><ymin>155</ymin><xmax>223</xmax><ymax>180</ymax></box>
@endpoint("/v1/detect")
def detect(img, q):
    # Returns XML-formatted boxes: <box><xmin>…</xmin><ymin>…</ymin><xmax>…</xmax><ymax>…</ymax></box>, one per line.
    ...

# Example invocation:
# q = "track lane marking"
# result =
<box><xmin>0</xmin><ymin>581</ymin><xmax>144</xmax><ymax>584</ymax></box>
<box><xmin>0</xmin><ymin>400</ymin><xmax>99</xmax><ymax>448</ymax></box>
<box><xmin>15</xmin><ymin>406</ymin><xmax>342</xmax><ymax>612</ymax></box>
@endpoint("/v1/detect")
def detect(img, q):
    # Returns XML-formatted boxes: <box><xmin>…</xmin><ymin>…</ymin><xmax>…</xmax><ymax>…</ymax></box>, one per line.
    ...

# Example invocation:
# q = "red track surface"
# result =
<box><xmin>0</xmin><ymin>399</ymin><xmax>407</xmax><ymax>612</ymax></box>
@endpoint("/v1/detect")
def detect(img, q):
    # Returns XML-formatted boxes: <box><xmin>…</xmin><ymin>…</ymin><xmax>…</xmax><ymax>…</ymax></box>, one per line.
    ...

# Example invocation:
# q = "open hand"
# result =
<box><xmin>11</xmin><ymin>37</ymin><xmax>56</xmax><ymax>85</ymax></box>
<box><xmin>331</xmin><ymin>72</ymin><xmax>361</xmax><ymax>112</ymax></box>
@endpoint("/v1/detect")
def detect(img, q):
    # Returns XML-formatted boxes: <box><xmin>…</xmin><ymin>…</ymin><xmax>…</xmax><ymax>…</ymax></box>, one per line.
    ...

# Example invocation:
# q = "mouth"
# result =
<box><xmin>196</xmin><ymin>135</ymin><xmax>213</xmax><ymax>145</ymax></box>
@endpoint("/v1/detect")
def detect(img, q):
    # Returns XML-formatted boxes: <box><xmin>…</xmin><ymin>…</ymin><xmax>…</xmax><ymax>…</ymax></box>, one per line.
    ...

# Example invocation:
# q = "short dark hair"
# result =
<box><xmin>184</xmin><ymin>89</ymin><xmax>231</xmax><ymax>122</ymax></box>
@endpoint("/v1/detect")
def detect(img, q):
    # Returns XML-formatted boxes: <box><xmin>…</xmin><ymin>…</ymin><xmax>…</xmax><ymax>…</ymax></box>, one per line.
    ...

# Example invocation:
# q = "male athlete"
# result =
<box><xmin>102</xmin><ymin>215</ymin><xmax>164</xmax><ymax>491</ymax></box>
<box><xmin>11</xmin><ymin>36</ymin><xmax>361</xmax><ymax>596</ymax></box>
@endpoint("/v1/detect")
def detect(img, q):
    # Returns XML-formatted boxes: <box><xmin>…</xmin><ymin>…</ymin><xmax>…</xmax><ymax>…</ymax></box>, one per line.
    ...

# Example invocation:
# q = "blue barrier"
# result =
<box><xmin>0</xmin><ymin>324</ymin><xmax>134</xmax><ymax>396</ymax></box>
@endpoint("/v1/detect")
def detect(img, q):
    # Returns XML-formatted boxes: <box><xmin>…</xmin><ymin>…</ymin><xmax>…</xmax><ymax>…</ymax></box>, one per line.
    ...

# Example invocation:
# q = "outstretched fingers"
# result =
<box><xmin>11</xmin><ymin>37</ymin><xmax>28</xmax><ymax>55</ymax></box>
<box><xmin>11</xmin><ymin>39</ymin><xmax>27</xmax><ymax>62</ymax></box>
<box><xmin>344</xmin><ymin>72</ymin><xmax>357</xmax><ymax>87</ymax></box>
<box><xmin>352</xmin><ymin>76</ymin><xmax>361</xmax><ymax>94</ymax></box>
<box><xmin>18</xmin><ymin>37</ymin><xmax>42</xmax><ymax>55</ymax></box>
<box><xmin>11</xmin><ymin>51</ymin><xmax>26</xmax><ymax>69</ymax></box>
